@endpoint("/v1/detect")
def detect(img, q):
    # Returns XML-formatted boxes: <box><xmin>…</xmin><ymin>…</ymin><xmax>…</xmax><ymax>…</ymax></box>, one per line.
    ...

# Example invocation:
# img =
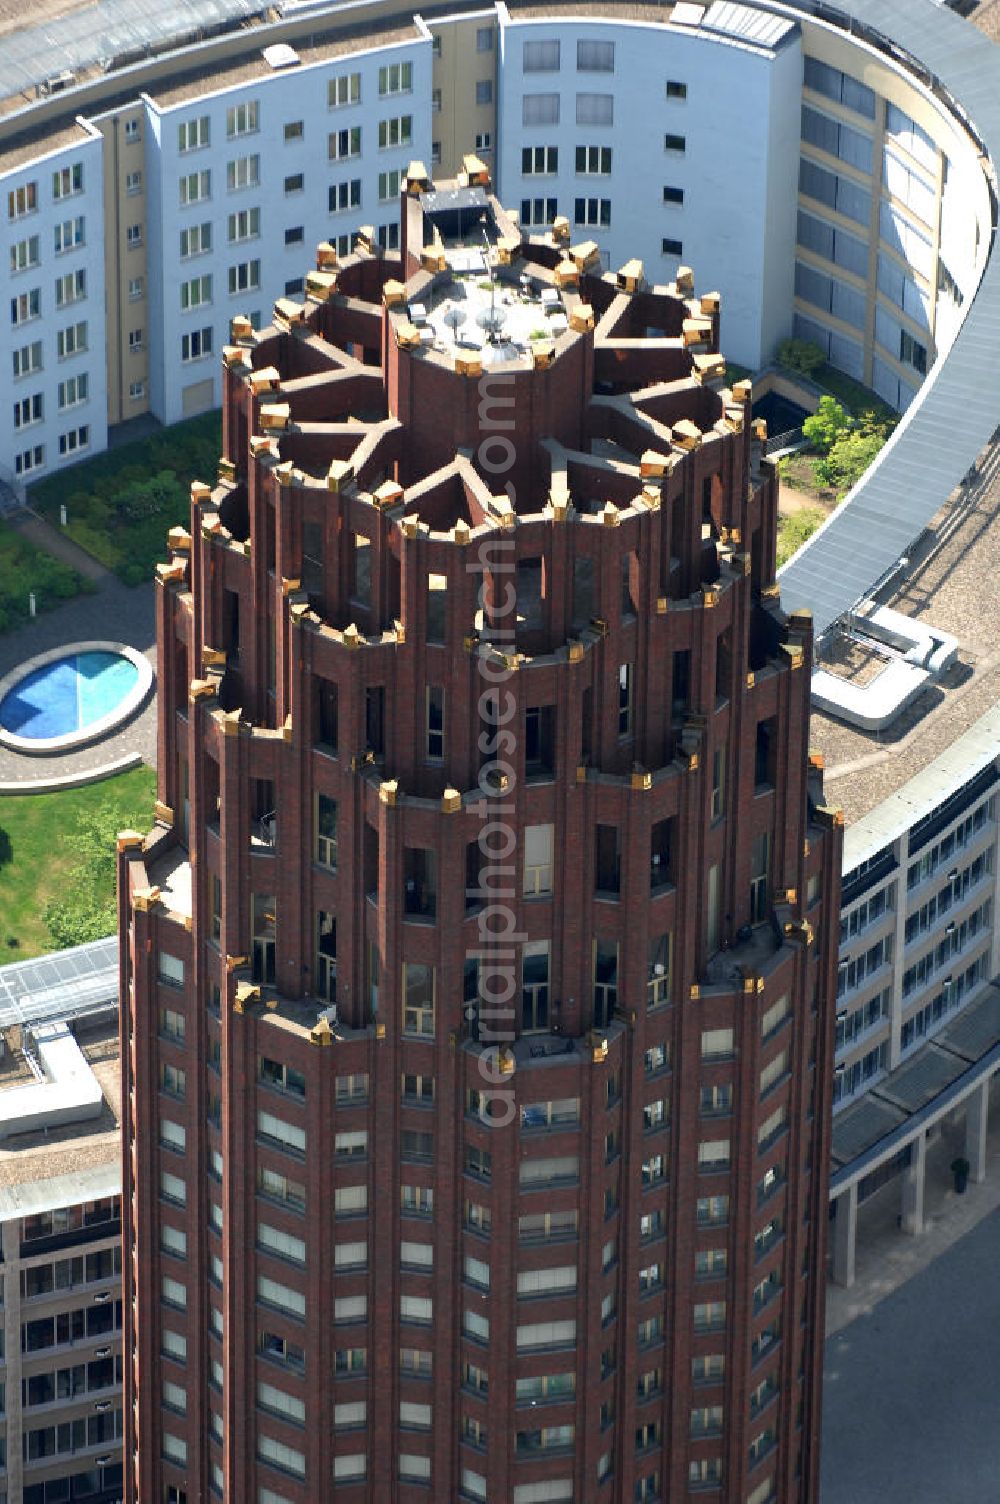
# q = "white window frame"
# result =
<box><xmin>378</xmin><ymin>115</ymin><xmax>413</xmax><ymax>150</ymax></box>
<box><xmin>178</xmin><ymin>116</ymin><xmax>210</xmax><ymax>153</ymax></box>
<box><xmin>227</xmin><ymin>100</ymin><xmax>260</xmax><ymax>139</ymax></box>
<box><xmin>378</xmin><ymin>62</ymin><xmax>412</xmax><ymax>96</ymax></box>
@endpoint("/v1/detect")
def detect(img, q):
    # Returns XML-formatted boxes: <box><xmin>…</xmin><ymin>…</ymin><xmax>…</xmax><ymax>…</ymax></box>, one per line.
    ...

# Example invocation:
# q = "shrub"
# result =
<box><xmin>776</xmin><ymin>337</ymin><xmax>825</xmax><ymax>378</ymax></box>
<box><xmin>0</xmin><ymin>522</ymin><xmax>84</xmax><ymax>633</ymax></box>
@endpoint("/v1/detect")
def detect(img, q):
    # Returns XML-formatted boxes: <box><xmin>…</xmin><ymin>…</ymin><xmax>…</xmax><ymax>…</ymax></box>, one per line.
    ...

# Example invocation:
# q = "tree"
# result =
<box><xmin>815</xmin><ymin>427</ymin><xmax>887</xmax><ymax>497</ymax></box>
<box><xmin>802</xmin><ymin>395</ymin><xmax>851</xmax><ymax>456</ymax></box>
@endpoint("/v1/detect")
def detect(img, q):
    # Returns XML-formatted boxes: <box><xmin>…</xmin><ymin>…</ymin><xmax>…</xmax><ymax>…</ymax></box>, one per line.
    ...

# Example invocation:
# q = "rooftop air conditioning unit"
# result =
<box><xmin>39</xmin><ymin>70</ymin><xmax>75</xmax><ymax>95</ymax></box>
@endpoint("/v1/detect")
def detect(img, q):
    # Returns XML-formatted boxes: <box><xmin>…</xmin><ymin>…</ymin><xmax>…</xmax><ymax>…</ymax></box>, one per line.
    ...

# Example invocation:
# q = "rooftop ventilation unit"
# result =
<box><xmin>262</xmin><ymin>43</ymin><xmax>300</xmax><ymax>69</ymax></box>
<box><xmin>36</xmin><ymin>70</ymin><xmax>75</xmax><ymax>96</ymax></box>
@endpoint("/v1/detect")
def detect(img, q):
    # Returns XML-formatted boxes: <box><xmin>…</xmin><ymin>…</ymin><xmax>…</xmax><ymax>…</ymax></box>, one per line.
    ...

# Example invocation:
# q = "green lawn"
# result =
<box><xmin>0</xmin><ymin>765</ymin><xmax>156</xmax><ymax>960</ymax></box>
<box><xmin>777</xmin><ymin>507</ymin><xmax>827</xmax><ymax>568</ymax></box>
<box><xmin>30</xmin><ymin>410</ymin><xmax>222</xmax><ymax>586</ymax></box>
<box><xmin>0</xmin><ymin>520</ymin><xmax>90</xmax><ymax>635</ymax></box>
<box><xmin>812</xmin><ymin>359</ymin><xmax>896</xmax><ymax>424</ymax></box>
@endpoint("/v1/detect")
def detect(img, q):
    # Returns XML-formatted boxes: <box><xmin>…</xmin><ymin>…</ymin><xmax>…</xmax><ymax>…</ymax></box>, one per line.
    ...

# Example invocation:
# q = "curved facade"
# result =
<box><xmin>120</xmin><ymin>196</ymin><xmax>841</xmax><ymax>1503</ymax></box>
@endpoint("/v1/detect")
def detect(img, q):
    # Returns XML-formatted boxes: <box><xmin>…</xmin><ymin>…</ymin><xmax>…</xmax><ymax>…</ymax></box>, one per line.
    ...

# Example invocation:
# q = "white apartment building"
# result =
<box><xmin>141</xmin><ymin>29</ymin><xmax>433</xmax><ymax>425</ymax></box>
<box><xmin>495</xmin><ymin>4</ymin><xmax>803</xmax><ymax>368</ymax></box>
<box><xmin>834</xmin><ymin>754</ymin><xmax>998</xmax><ymax>1112</ymax></box>
<box><xmin>823</xmin><ymin>711</ymin><xmax>1000</xmax><ymax>1288</ymax></box>
<box><xmin>1</xmin><ymin>122</ymin><xmax>108</xmax><ymax>494</ymax></box>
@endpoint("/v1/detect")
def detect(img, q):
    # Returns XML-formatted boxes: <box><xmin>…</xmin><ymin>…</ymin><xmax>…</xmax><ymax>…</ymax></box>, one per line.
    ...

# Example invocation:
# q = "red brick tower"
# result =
<box><xmin>120</xmin><ymin>171</ymin><xmax>842</xmax><ymax>1504</ymax></box>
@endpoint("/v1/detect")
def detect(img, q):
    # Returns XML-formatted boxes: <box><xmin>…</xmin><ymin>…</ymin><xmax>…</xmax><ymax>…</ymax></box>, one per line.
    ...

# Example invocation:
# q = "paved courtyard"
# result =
<box><xmin>822</xmin><ymin>1205</ymin><xmax>1000</xmax><ymax>1503</ymax></box>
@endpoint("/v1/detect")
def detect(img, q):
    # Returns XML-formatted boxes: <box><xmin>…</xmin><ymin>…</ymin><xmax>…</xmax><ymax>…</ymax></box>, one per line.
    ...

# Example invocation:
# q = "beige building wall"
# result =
<box><xmin>97</xmin><ymin>106</ymin><xmax>150</xmax><ymax>426</ymax></box>
<box><xmin>427</xmin><ymin>10</ymin><xmax>498</xmax><ymax>178</ymax></box>
<box><xmin>796</xmin><ymin>19</ymin><xmax>991</xmax><ymax>404</ymax></box>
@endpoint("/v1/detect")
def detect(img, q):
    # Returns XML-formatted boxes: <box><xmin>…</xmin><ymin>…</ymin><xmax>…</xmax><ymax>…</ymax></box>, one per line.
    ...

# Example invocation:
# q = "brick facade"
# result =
<box><xmin>121</xmin><ymin>178</ymin><xmax>842</xmax><ymax>1504</ymax></box>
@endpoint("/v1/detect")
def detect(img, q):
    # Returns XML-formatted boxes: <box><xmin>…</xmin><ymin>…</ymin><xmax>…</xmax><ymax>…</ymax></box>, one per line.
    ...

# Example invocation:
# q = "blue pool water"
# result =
<box><xmin>0</xmin><ymin>650</ymin><xmax>139</xmax><ymax>740</ymax></box>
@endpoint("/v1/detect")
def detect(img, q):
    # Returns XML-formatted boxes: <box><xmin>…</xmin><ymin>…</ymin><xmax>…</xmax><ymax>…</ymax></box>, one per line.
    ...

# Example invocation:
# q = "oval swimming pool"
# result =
<box><xmin>0</xmin><ymin>643</ymin><xmax>153</xmax><ymax>754</ymax></box>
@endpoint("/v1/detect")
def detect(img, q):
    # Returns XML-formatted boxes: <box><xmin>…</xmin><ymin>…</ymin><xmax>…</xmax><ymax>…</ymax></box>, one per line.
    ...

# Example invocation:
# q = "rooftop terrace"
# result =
<box><xmin>809</xmin><ymin>435</ymin><xmax>1000</xmax><ymax>828</ymax></box>
<box><xmin>0</xmin><ymin>1013</ymin><xmax>121</xmax><ymax>1191</ymax></box>
<box><xmin>408</xmin><ymin>213</ymin><xmax>577</xmax><ymax>367</ymax></box>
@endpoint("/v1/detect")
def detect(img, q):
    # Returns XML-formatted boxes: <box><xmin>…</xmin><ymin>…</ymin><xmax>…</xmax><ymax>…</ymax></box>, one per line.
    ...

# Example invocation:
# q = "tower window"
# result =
<box><xmin>404</xmin><ymin>847</ymin><xmax>437</xmax><ymax>920</ymax></box>
<box><xmin>525</xmin><ymin>705</ymin><xmax>555</xmax><ymax>777</ymax></box>
<box><xmin>426</xmin><ymin>686</ymin><xmax>444</xmax><ymax>760</ymax></box>
<box><xmin>595</xmin><ymin>824</ymin><xmax>621</xmax><ymax>896</ymax></box>
<box><xmin>618</xmin><ymin>663</ymin><xmax>633</xmax><ymax>736</ymax></box>
<box><xmin>522</xmin><ymin>941</ymin><xmax>550</xmax><ymax>1032</ymax></box>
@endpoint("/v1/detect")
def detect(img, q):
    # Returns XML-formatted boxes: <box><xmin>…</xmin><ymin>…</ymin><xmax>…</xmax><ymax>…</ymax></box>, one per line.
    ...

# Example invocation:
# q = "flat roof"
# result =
<box><xmin>147</xmin><ymin>845</ymin><xmax>193</xmax><ymax>919</ymax></box>
<box><xmin>508</xmin><ymin>0</ymin><xmax>797</xmax><ymax>47</ymax></box>
<box><xmin>841</xmin><ymin>702</ymin><xmax>1000</xmax><ymax>876</ymax></box>
<box><xmin>0</xmin><ymin>1013</ymin><xmax>121</xmax><ymax>1193</ymax></box>
<box><xmin>508</xmin><ymin>3</ymin><xmax>682</xmax><ymax>21</ymax></box>
<box><xmin>809</xmin><ymin>453</ymin><xmax>1000</xmax><ymax>832</ymax></box>
<box><xmin>0</xmin><ymin>0</ymin><xmax>262</xmax><ymax>109</ymax></box>
<box><xmin>149</xmin><ymin>20</ymin><xmax>423</xmax><ymax>110</ymax></box>
<box><xmin>0</xmin><ymin>118</ymin><xmax>95</xmax><ymax>172</ymax></box>
<box><xmin>0</xmin><ymin>1162</ymin><xmax>120</xmax><ymax>1223</ymax></box>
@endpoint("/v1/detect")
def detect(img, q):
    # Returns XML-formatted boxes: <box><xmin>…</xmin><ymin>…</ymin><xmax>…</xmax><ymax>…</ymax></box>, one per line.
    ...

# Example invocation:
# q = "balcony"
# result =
<box><xmin>146</xmin><ymin>845</ymin><xmax>193</xmax><ymax>924</ymax></box>
<box><xmin>703</xmin><ymin>920</ymin><xmax>781</xmax><ymax>988</ymax></box>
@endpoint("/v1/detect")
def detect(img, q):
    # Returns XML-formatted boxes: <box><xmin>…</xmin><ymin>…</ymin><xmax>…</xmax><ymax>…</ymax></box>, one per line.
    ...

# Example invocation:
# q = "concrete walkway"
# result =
<box><xmin>779</xmin><ymin>482</ymin><xmax>832</xmax><ymax>517</ymax></box>
<box><xmin>822</xmin><ymin>1207</ymin><xmax>1000</xmax><ymax>1504</ymax></box>
<box><xmin>826</xmin><ymin>1076</ymin><xmax>1000</xmax><ymax>1338</ymax></box>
